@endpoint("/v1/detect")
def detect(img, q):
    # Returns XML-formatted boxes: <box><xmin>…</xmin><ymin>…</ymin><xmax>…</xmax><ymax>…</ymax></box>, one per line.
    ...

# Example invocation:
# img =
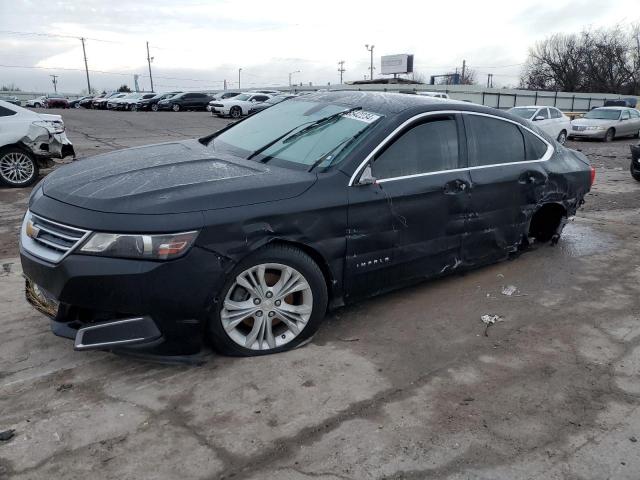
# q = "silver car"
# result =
<box><xmin>570</xmin><ymin>107</ymin><xmax>640</xmax><ymax>142</ymax></box>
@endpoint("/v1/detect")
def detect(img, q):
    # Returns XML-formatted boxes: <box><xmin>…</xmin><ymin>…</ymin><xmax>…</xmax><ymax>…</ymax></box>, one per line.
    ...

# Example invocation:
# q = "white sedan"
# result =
<box><xmin>0</xmin><ymin>100</ymin><xmax>75</xmax><ymax>187</ymax></box>
<box><xmin>209</xmin><ymin>93</ymin><xmax>272</xmax><ymax>118</ymax></box>
<box><xmin>508</xmin><ymin>106</ymin><xmax>572</xmax><ymax>144</ymax></box>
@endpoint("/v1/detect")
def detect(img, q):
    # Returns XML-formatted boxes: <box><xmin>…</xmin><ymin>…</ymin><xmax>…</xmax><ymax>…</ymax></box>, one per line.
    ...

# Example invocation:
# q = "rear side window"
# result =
<box><xmin>465</xmin><ymin>115</ymin><xmax>525</xmax><ymax>167</ymax></box>
<box><xmin>373</xmin><ymin>116</ymin><xmax>459</xmax><ymax>179</ymax></box>
<box><xmin>0</xmin><ymin>106</ymin><xmax>17</xmax><ymax>117</ymax></box>
<box><xmin>630</xmin><ymin>110</ymin><xmax>640</xmax><ymax>118</ymax></box>
<box><xmin>522</xmin><ymin>128</ymin><xmax>549</xmax><ymax>160</ymax></box>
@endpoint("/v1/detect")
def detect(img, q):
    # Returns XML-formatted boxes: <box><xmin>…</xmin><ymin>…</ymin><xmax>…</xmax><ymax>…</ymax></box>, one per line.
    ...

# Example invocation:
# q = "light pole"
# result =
<box><xmin>338</xmin><ymin>60</ymin><xmax>345</xmax><ymax>84</ymax></box>
<box><xmin>146</xmin><ymin>41</ymin><xmax>155</xmax><ymax>92</ymax></box>
<box><xmin>238</xmin><ymin>68</ymin><xmax>242</xmax><ymax>89</ymax></box>
<box><xmin>365</xmin><ymin>44</ymin><xmax>375</xmax><ymax>81</ymax></box>
<box><xmin>289</xmin><ymin>70</ymin><xmax>300</xmax><ymax>89</ymax></box>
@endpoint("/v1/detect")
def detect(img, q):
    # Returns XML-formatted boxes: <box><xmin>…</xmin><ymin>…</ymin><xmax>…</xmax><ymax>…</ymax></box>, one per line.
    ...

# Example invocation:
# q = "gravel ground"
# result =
<box><xmin>1</xmin><ymin>109</ymin><xmax>640</xmax><ymax>480</ymax></box>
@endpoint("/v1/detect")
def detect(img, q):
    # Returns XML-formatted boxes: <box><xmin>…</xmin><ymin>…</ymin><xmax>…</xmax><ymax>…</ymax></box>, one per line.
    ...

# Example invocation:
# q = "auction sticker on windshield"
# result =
<box><xmin>342</xmin><ymin>110</ymin><xmax>382</xmax><ymax>123</ymax></box>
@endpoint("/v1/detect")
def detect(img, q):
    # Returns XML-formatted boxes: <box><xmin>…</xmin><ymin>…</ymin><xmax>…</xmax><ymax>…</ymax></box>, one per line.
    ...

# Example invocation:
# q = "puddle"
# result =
<box><xmin>559</xmin><ymin>222</ymin><xmax>618</xmax><ymax>257</ymax></box>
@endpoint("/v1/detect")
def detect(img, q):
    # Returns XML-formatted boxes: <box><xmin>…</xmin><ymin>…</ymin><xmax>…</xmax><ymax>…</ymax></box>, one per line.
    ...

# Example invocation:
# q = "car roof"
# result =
<box><xmin>288</xmin><ymin>90</ymin><xmax>464</xmax><ymax>115</ymax></box>
<box><xmin>511</xmin><ymin>106</ymin><xmax>556</xmax><ymax>109</ymax></box>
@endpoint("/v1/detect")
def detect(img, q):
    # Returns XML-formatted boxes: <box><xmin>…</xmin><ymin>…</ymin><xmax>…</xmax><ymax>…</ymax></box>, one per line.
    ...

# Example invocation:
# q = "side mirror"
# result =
<box><xmin>357</xmin><ymin>164</ymin><xmax>377</xmax><ymax>185</ymax></box>
<box><xmin>534</xmin><ymin>115</ymin><xmax>545</xmax><ymax>121</ymax></box>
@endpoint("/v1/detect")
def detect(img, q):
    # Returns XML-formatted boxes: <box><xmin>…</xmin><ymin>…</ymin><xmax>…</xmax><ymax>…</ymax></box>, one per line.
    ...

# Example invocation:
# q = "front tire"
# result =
<box><xmin>151</xmin><ymin>104</ymin><xmax>158</xmax><ymax>112</ymax></box>
<box><xmin>0</xmin><ymin>148</ymin><xmax>39</xmax><ymax>188</ymax></box>
<box><xmin>604</xmin><ymin>128</ymin><xmax>615</xmax><ymax>142</ymax></box>
<box><xmin>230</xmin><ymin>106</ymin><xmax>242</xmax><ymax>119</ymax></box>
<box><xmin>209</xmin><ymin>245</ymin><xmax>328</xmax><ymax>356</ymax></box>
<box><xmin>631</xmin><ymin>162</ymin><xmax>640</xmax><ymax>182</ymax></box>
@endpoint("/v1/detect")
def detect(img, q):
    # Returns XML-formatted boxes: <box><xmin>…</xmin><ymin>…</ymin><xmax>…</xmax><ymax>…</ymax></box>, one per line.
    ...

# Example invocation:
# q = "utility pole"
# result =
<box><xmin>289</xmin><ymin>70</ymin><xmax>300</xmax><ymax>89</ymax></box>
<box><xmin>487</xmin><ymin>73</ymin><xmax>493</xmax><ymax>88</ymax></box>
<box><xmin>80</xmin><ymin>37</ymin><xmax>91</xmax><ymax>94</ymax></box>
<box><xmin>223</xmin><ymin>79</ymin><xmax>227</xmax><ymax>90</ymax></box>
<box><xmin>338</xmin><ymin>60</ymin><xmax>345</xmax><ymax>84</ymax></box>
<box><xmin>461</xmin><ymin>59</ymin><xmax>466</xmax><ymax>84</ymax></box>
<box><xmin>50</xmin><ymin>75</ymin><xmax>58</xmax><ymax>93</ymax></box>
<box><xmin>146</xmin><ymin>41</ymin><xmax>154</xmax><ymax>92</ymax></box>
<box><xmin>365</xmin><ymin>44</ymin><xmax>375</xmax><ymax>81</ymax></box>
<box><xmin>238</xmin><ymin>68</ymin><xmax>242</xmax><ymax>89</ymax></box>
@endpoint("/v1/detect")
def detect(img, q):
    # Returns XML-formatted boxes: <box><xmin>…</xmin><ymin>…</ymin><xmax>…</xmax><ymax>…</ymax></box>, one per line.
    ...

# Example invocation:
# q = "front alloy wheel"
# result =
<box><xmin>172</xmin><ymin>104</ymin><xmax>180</xmax><ymax>112</ymax></box>
<box><xmin>0</xmin><ymin>149</ymin><xmax>39</xmax><ymax>187</ymax></box>
<box><xmin>210</xmin><ymin>245</ymin><xmax>327</xmax><ymax>356</ymax></box>
<box><xmin>151</xmin><ymin>104</ymin><xmax>158</xmax><ymax>112</ymax></box>
<box><xmin>230</xmin><ymin>106</ymin><xmax>242</xmax><ymax>118</ymax></box>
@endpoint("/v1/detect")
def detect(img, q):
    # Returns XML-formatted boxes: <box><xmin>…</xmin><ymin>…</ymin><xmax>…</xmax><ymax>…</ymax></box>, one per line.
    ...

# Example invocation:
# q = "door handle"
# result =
<box><xmin>444</xmin><ymin>179</ymin><xmax>470</xmax><ymax>194</ymax></box>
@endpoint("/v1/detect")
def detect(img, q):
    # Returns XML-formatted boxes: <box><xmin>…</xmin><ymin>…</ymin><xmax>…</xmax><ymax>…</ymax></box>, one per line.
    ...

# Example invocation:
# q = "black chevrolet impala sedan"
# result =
<box><xmin>19</xmin><ymin>92</ymin><xmax>594</xmax><ymax>357</ymax></box>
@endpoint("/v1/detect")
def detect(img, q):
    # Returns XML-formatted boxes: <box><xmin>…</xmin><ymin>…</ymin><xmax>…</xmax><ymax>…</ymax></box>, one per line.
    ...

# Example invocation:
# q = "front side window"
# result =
<box><xmin>622</xmin><ymin>110</ymin><xmax>630</xmax><ymax>120</ymax></box>
<box><xmin>630</xmin><ymin>110</ymin><xmax>640</xmax><ymax>118</ymax></box>
<box><xmin>465</xmin><ymin>114</ymin><xmax>525</xmax><ymax>167</ymax></box>
<box><xmin>550</xmin><ymin>108</ymin><xmax>562</xmax><ymax>119</ymax></box>
<box><xmin>372</xmin><ymin>116</ymin><xmax>459</xmax><ymax>180</ymax></box>
<box><xmin>536</xmin><ymin>108</ymin><xmax>550</xmax><ymax>119</ymax></box>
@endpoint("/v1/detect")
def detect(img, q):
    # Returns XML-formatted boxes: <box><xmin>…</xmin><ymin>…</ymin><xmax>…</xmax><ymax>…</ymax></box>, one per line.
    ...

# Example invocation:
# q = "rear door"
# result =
<box><xmin>620</xmin><ymin>110</ymin><xmax>633</xmax><ymax>135</ymax></box>
<box><xmin>462</xmin><ymin>113</ymin><xmax>551</xmax><ymax>265</ymax></box>
<box><xmin>630</xmin><ymin>109</ymin><xmax>640</xmax><ymax>134</ymax></box>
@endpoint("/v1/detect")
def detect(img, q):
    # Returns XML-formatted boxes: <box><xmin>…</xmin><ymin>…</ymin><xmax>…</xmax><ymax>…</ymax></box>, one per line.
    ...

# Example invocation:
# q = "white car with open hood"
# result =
<box><xmin>0</xmin><ymin>100</ymin><xmax>75</xmax><ymax>187</ymax></box>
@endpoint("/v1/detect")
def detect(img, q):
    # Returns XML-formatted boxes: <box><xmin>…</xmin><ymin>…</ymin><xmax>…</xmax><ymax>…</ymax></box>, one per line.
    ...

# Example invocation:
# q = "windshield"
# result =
<box><xmin>509</xmin><ymin>108</ymin><xmax>537</xmax><ymax>119</ymax></box>
<box><xmin>210</xmin><ymin>100</ymin><xmax>383</xmax><ymax>169</ymax></box>
<box><xmin>584</xmin><ymin>109</ymin><xmax>621</xmax><ymax>120</ymax></box>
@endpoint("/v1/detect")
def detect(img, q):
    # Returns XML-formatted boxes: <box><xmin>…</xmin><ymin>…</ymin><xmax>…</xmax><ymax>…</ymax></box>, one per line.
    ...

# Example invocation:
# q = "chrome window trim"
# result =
<box><xmin>348</xmin><ymin>110</ymin><xmax>554</xmax><ymax>186</ymax></box>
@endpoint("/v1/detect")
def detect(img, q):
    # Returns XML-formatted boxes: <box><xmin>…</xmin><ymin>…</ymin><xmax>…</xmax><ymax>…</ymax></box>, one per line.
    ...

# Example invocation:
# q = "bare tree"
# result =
<box><xmin>521</xmin><ymin>24</ymin><xmax>640</xmax><ymax>94</ymax></box>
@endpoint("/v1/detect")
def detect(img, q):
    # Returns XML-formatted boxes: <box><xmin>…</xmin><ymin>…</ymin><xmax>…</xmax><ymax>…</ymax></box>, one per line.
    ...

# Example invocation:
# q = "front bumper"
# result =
<box><xmin>20</xmin><ymin>244</ymin><xmax>229</xmax><ymax>355</ymax></box>
<box><xmin>569</xmin><ymin>128</ymin><xmax>607</xmax><ymax>139</ymax></box>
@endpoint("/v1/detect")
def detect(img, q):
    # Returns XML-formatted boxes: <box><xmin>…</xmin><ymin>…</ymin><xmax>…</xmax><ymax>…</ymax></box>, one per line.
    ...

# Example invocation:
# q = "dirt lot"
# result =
<box><xmin>1</xmin><ymin>109</ymin><xmax>640</xmax><ymax>480</ymax></box>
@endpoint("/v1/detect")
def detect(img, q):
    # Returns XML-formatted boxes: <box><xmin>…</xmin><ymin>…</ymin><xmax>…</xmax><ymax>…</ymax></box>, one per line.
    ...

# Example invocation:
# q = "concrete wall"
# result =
<box><xmin>291</xmin><ymin>84</ymin><xmax>639</xmax><ymax>112</ymax></box>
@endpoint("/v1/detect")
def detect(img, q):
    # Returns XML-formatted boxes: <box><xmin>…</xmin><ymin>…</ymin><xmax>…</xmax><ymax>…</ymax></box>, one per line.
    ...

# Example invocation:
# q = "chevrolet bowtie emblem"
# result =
<box><xmin>26</xmin><ymin>220</ymin><xmax>40</xmax><ymax>240</ymax></box>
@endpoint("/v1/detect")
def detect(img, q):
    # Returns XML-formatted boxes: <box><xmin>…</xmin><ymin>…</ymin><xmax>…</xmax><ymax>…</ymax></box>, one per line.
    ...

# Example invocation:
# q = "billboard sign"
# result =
<box><xmin>381</xmin><ymin>54</ymin><xmax>414</xmax><ymax>75</ymax></box>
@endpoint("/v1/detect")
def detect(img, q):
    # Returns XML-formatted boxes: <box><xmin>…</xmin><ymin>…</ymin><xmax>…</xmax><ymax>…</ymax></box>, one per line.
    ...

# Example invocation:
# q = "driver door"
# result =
<box><xmin>345</xmin><ymin>114</ymin><xmax>470</xmax><ymax>299</ymax></box>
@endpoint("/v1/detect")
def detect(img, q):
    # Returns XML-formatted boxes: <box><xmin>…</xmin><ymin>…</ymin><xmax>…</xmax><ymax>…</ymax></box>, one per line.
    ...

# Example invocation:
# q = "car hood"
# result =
<box><xmin>572</xmin><ymin>118</ymin><xmax>617</xmax><ymax>126</ymax></box>
<box><xmin>41</xmin><ymin>139</ymin><xmax>316</xmax><ymax>215</ymax></box>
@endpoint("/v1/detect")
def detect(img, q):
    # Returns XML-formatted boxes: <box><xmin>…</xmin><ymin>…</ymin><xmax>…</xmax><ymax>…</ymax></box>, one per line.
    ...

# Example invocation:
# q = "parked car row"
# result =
<box><xmin>25</xmin><ymin>95</ymin><xmax>71</xmax><ymax>109</ymax></box>
<box><xmin>508</xmin><ymin>105</ymin><xmax>640</xmax><ymax>143</ymax></box>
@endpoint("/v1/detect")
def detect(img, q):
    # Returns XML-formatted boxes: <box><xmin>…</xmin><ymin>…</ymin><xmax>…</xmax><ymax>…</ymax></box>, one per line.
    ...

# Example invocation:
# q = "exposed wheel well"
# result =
<box><xmin>528</xmin><ymin>203</ymin><xmax>567</xmax><ymax>243</ymax></box>
<box><xmin>267</xmin><ymin>239</ymin><xmax>336</xmax><ymax>302</ymax></box>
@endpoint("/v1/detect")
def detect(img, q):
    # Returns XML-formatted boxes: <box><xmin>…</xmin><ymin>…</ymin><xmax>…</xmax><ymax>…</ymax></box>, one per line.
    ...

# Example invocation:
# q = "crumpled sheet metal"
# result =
<box><xmin>20</xmin><ymin>123</ymin><xmax>74</xmax><ymax>160</ymax></box>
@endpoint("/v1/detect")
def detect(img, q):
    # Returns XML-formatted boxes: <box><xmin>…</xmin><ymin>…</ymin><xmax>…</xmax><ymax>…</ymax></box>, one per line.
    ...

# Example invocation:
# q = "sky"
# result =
<box><xmin>0</xmin><ymin>0</ymin><xmax>638</xmax><ymax>94</ymax></box>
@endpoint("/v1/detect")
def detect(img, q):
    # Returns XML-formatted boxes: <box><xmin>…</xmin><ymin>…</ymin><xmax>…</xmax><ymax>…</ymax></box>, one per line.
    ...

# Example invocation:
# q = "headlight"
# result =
<box><xmin>79</xmin><ymin>231</ymin><xmax>199</xmax><ymax>260</ymax></box>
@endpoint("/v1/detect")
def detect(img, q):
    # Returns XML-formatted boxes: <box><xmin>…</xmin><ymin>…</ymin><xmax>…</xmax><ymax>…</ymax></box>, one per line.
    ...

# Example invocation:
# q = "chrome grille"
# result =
<box><xmin>572</xmin><ymin>126</ymin><xmax>586</xmax><ymax>131</ymax></box>
<box><xmin>20</xmin><ymin>211</ymin><xmax>91</xmax><ymax>264</ymax></box>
